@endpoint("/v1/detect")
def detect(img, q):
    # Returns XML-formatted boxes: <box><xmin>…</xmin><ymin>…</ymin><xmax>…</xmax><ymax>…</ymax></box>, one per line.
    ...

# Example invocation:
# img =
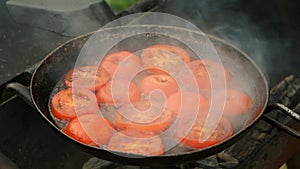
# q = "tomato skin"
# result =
<box><xmin>64</xmin><ymin>66</ymin><xmax>110</xmax><ymax>91</ymax></box>
<box><xmin>141</xmin><ymin>44</ymin><xmax>191</xmax><ymax>74</ymax></box>
<box><xmin>114</xmin><ymin>100</ymin><xmax>174</xmax><ymax>134</ymax></box>
<box><xmin>50</xmin><ymin>88</ymin><xmax>99</xmax><ymax>121</ymax></box>
<box><xmin>166</xmin><ymin>92</ymin><xmax>209</xmax><ymax>117</ymax></box>
<box><xmin>96</xmin><ymin>80</ymin><xmax>141</xmax><ymax>105</ymax></box>
<box><xmin>63</xmin><ymin>114</ymin><xmax>115</xmax><ymax>146</ymax></box>
<box><xmin>138</xmin><ymin>74</ymin><xmax>179</xmax><ymax>97</ymax></box>
<box><xmin>179</xmin><ymin>59</ymin><xmax>230</xmax><ymax>90</ymax></box>
<box><xmin>176</xmin><ymin>117</ymin><xmax>233</xmax><ymax>149</ymax></box>
<box><xmin>216</xmin><ymin>89</ymin><xmax>253</xmax><ymax>116</ymax></box>
<box><xmin>100</xmin><ymin>51</ymin><xmax>141</xmax><ymax>79</ymax></box>
<box><xmin>107</xmin><ymin>130</ymin><xmax>164</xmax><ymax>156</ymax></box>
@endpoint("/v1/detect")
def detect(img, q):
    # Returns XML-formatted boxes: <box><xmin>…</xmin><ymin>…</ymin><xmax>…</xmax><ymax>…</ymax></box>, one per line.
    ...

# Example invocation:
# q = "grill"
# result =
<box><xmin>0</xmin><ymin>0</ymin><xmax>300</xmax><ymax>168</ymax></box>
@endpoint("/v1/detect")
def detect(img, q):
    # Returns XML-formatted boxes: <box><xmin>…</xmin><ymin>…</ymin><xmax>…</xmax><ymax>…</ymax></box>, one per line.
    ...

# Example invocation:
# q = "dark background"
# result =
<box><xmin>0</xmin><ymin>0</ymin><xmax>299</xmax><ymax>87</ymax></box>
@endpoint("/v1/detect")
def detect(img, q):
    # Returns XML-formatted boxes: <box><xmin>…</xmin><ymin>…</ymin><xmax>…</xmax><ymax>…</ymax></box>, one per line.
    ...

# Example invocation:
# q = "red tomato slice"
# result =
<box><xmin>178</xmin><ymin>59</ymin><xmax>230</xmax><ymax>90</ymax></box>
<box><xmin>166</xmin><ymin>92</ymin><xmax>209</xmax><ymax>116</ymax></box>
<box><xmin>115</xmin><ymin>100</ymin><xmax>174</xmax><ymax>134</ymax></box>
<box><xmin>96</xmin><ymin>80</ymin><xmax>141</xmax><ymax>105</ymax></box>
<box><xmin>100</xmin><ymin>51</ymin><xmax>141</xmax><ymax>79</ymax></box>
<box><xmin>177</xmin><ymin>117</ymin><xmax>233</xmax><ymax>149</ymax></box>
<box><xmin>141</xmin><ymin>44</ymin><xmax>191</xmax><ymax>74</ymax></box>
<box><xmin>215</xmin><ymin>89</ymin><xmax>253</xmax><ymax>116</ymax></box>
<box><xmin>107</xmin><ymin>130</ymin><xmax>164</xmax><ymax>156</ymax></box>
<box><xmin>138</xmin><ymin>74</ymin><xmax>179</xmax><ymax>97</ymax></box>
<box><xmin>63</xmin><ymin>114</ymin><xmax>115</xmax><ymax>146</ymax></box>
<box><xmin>50</xmin><ymin>88</ymin><xmax>99</xmax><ymax>121</ymax></box>
<box><xmin>64</xmin><ymin>66</ymin><xmax>110</xmax><ymax>91</ymax></box>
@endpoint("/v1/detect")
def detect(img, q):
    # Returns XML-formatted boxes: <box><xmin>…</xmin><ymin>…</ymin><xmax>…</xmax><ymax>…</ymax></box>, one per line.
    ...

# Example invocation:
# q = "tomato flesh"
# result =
<box><xmin>63</xmin><ymin>114</ymin><xmax>115</xmax><ymax>146</ymax></box>
<box><xmin>50</xmin><ymin>88</ymin><xmax>99</xmax><ymax>121</ymax></box>
<box><xmin>107</xmin><ymin>130</ymin><xmax>164</xmax><ymax>156</ymax></box>
<box><xmin>100</xmin><ymin>51</ymin><xmax>141</xmax><ymax>79</ymax></box>
<box><xmin>139</xmin><ymin>74</ymin><xmax>179</xmax><ymax>97</ymax></box>
<box><xmin>141</xmin><ymin>44</ymin><xmax>191</xmax><ymax>74</ymax></box>
<box><xmin>166</xmin><ymin>92</ymin><xmax>209</xmax><ymax>117</ymax></box>
<box><xmin>179</xmin><ymin>59</ymin><xmax>230</xmax><ymax>90</ymax></box>
<box><xmin>215</xmin><ymin>89</ymin><xmax>253</xmax><ymax>116</ymax></box>
<box><xmin>177</xmin><ymin>117</ymin><xmax>233</xmax><ymax>149</ymax></box>
<box><xmin>115</xmin><ymin>100</ymin><xmax>174</xmax><ymax>133</ymax></box>
<box><xmin>64</xmin><ymin>66</ymin><xmax>110</xmax><ymax>91</ymax></box>
<box><xmin>96</xmin><ymin>80</ymin><xmax>141</xmax><ymax>105</ymax></box>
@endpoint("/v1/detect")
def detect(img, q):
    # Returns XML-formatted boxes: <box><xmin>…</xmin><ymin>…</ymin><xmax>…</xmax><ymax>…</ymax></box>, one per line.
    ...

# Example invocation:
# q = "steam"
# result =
<box><xmin>188</xmin><ymin>0</ymin><xmax>276</xmax><ymax>131</ymax></box>
<box><xmin>160</xmin><ymin>0</ymin><xmax>298</xmax><ymax>87</ymax></box>
<box><xmin>210</xmin><ymin>17</ymin><xmax>271</xmax><ymax>83</ymax></box>
<box><xmin>196</xmin><ymin>0</ymin><xmax>298</xmax><ymax>87</ymax></box>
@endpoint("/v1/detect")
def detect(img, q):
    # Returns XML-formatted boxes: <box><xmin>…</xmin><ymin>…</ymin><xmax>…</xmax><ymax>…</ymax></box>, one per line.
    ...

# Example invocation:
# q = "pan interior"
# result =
<box><xmin>31</xmin><ymin>26</ymin><xmax>268</xmax><ymax>158</ymax></box>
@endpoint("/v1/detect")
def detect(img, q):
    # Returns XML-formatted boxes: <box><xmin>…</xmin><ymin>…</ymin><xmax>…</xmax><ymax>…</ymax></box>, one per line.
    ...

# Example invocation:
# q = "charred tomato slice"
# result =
<box><xmin>141</xmin><ymin>44</ymin><xmax>191</xmax><ymax>74</ymax></box>
<box><xmin>50</xmin><ymin>88</ymin><xmax>98</xmax><ymax>121</ymax></box>
<box><xmin>64</xmin><ymin>66</ymin><xmax>110</xmax><ymax>91</ymax></box>
<box><xmin>177</xmin><ymin>117</ymin><xmax>233</xmax><ymax>149</ymax></box>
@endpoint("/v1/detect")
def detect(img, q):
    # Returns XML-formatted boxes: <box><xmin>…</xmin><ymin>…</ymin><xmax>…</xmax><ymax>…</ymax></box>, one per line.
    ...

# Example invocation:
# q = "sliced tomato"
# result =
<box><xmin>96</xmin><ymin>80</ymin><xmax>141</xmax><ymax>105</ymax></box>
<box><xmin>141</xmin><ymin>44</ymin><xmax>191</xmax><ymax>74</ymax></box>
<box><xmin>138</xmin><ymin>74</ymin><xmax>179</xmax><ymax>97</ymax></box>
<box><xmin>50</xmin><ymin>88</ymin><xmax>98</xmax><ymax>121</ymax></box>
<box><xmin>178</xmin><ymin>59</ymin><xmax>230</xmax><ymax>90</ymax></box>
<box><xmin>63</xmin><ymin>114</ymin><xmax>115</xmax><ymax>146</ymax></box>
<box><xmin>115</xmin><ymin>129</ymin><xmax>156</xmax><ymax>138</ymax></box>
<box><xmin>177</xmin><ymin>117</ymin><xmax>233</xmax><ymax>149</ymax></box>
<box><xmin>64</xmin><ymin>66</ymin><xmax>110</xmax><ymax>91</ymax></box>
<box><xmin>100</xmin><ymin>51</ymin><xmax>141</xmax><ymax>79</ymax></box>
<box><xmin>107</xmin><ymin>130</ymin><xmax>164</xmax><ymax>156</ymax></box>
<box><xmin>114</xmin><ymin>100</ymin><xmax>174</xmax><ymax>133</ymax></box>
<box><xmin>166</xmin><ymin>92</ymin><xmax>209</xmax><ymax>117</ymax></box>
<box><xmin>215</xmin><ymin>89</ymin><xmax>253</xmax><ymax>116</ymax></box>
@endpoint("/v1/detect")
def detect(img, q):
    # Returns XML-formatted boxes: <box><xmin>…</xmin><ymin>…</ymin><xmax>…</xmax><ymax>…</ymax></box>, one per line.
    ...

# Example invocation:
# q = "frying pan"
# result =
<box><xmin>7</xmin><ymin>25</ymin><xmax>300</xmax><ymax>167</ymax></box>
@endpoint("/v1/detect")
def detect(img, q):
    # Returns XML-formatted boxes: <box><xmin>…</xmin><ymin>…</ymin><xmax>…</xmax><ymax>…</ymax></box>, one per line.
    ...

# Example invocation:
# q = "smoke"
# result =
<box><xmin>169</xmin><ymin>0</ymin><xmax>270</xmax><ymax>80</ymax></box>
<box><xmin>192</xmin><ymin>0</ymin><xmax>273</xmax><ymax>130</ymax></box>
<box><xmin>160</xmin><ymin>0</ymin><xmax>300</xmax><ymax>87</ymax></box>
<box><xmin>210</xmin><ymin>18</ymin><xmax>271</xmax><ymax>80</ymax></box>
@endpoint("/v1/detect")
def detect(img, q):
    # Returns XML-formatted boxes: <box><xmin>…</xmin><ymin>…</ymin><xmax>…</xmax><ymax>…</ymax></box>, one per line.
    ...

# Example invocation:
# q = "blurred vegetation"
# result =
<box><xmin>105</xmin><ymin>0</ymin><xmax>140</xmax><ymax>13</ymax></box>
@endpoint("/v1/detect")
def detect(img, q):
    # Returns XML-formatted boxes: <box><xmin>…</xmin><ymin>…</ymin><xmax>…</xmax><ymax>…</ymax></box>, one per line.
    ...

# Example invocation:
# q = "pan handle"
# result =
<box><xmin>262</xmin><ymin>103</ymin><xmax>300</xmax><ymax>138</ymax></box>
<box><xmin>5</xmin><ymin>63</ymin><xmax>38</xmax><ymax>107</ymax></box>
<box><xmin>6</xmin><ymin>82</ymin><xmax>34</xmax><ymax>108</ymax></box>
<box><xmin>23</xmin><ymin>63</ymin><xmax>39</xmax><ymax>76</ymax></box>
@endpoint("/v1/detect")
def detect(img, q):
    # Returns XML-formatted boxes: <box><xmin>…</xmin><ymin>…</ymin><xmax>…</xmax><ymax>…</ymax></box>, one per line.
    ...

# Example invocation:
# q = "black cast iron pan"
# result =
<box><xmin>7</xmin><ymin>25</ymin><xmax>300</xmax><ymax>167</ymax></box>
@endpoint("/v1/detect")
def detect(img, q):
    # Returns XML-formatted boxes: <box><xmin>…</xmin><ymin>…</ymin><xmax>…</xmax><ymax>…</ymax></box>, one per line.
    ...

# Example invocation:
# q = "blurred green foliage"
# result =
<box><xmin>105</xmin><ymin>0</ymin><xmax>140</xmax><ymax>13</ymax></box>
